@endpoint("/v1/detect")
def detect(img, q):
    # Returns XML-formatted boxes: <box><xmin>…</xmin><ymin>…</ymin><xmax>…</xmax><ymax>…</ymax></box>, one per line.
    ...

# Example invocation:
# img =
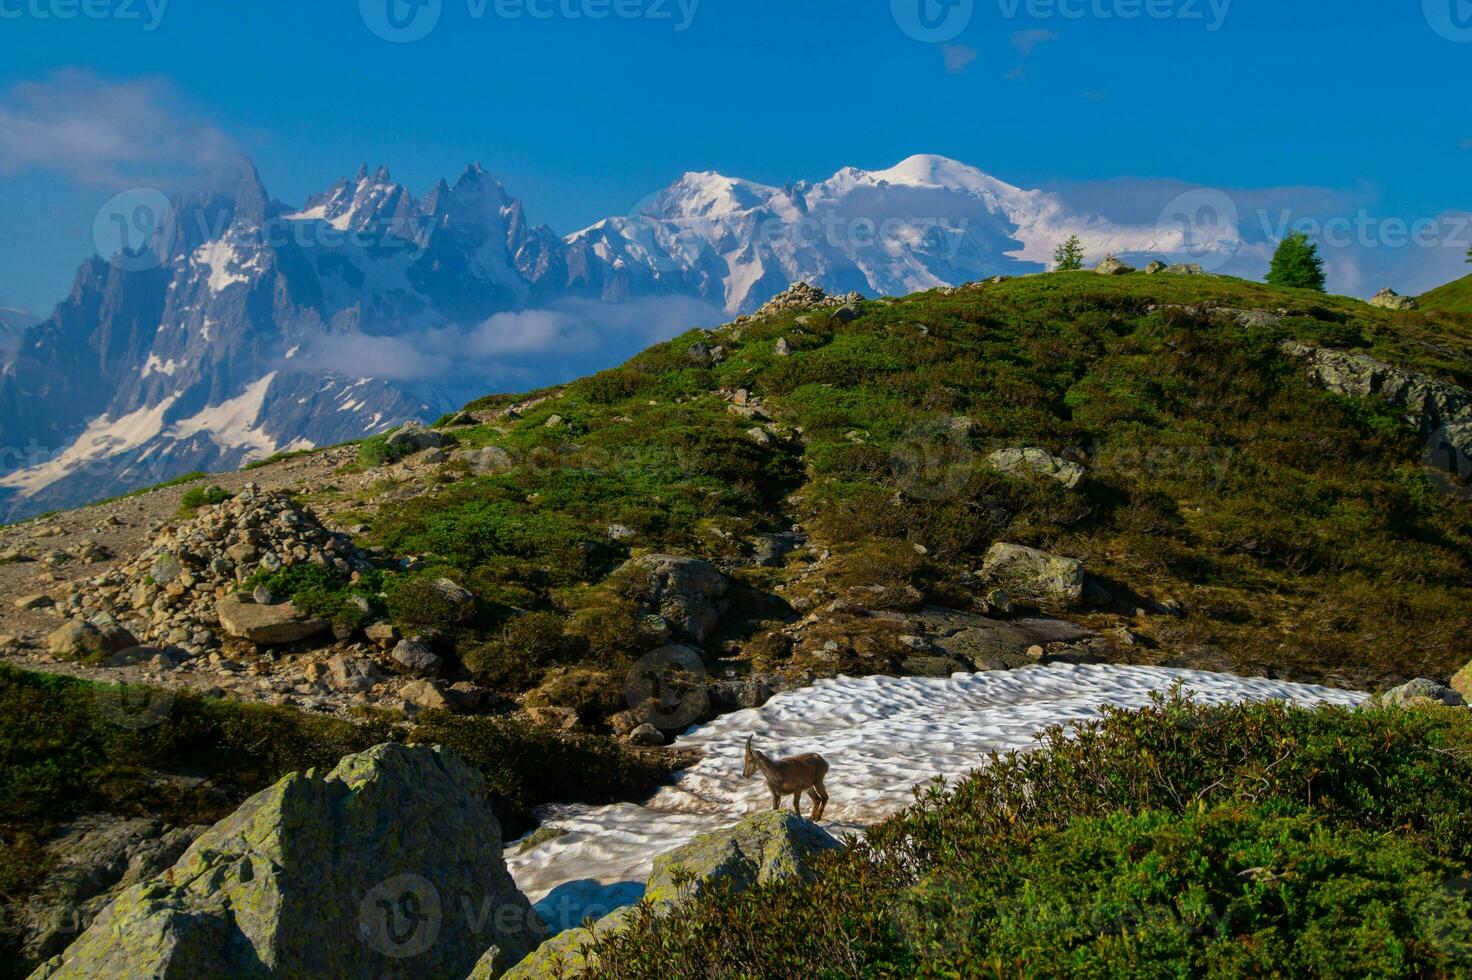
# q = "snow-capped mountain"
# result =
<box><xmin>0</xmin><ymin>154</ymin><xmax>1165</xmax><ymax>520</ymax></box>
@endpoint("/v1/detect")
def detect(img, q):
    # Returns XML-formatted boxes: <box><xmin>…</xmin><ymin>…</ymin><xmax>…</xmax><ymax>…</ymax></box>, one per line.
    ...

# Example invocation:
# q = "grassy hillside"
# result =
<box><xmin>298</xmin><ymin>272</ymin><xmax>1472</xmax><ymax>698</ymax></box>
<box><xmin>588</xmin><ymin>693</ymin><xmax>1472</xmax><ymax>977</ymax></box>
<box><xmin>1421</xmin><ymin>272</ymin><xmax>1472</xmax><ymax>315</ymax></box>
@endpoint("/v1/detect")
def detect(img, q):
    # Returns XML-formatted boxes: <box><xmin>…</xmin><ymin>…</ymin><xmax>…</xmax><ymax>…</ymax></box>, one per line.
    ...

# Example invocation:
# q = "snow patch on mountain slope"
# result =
<box><xmin>164</xmin><ymin>372</ymin><xmax>284</xmax><ymax>460</ymax></box>
<box><xmin>192</xmin><ymin>240</ymin><xmax>255</xmax><ymax>293</ymax></box>
<box><xmin>0</xmin><ymin>396</ymin><xmax>179</xmax><ymax>495</ymax></box>
<box><xmin>508</xmin><ymin>663</ymin><xmax>1367</xmax><ymax>932</ymax></box>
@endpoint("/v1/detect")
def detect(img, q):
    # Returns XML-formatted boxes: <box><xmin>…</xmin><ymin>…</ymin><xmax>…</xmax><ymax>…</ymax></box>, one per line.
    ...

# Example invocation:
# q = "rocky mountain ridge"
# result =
<box><xmin>0</xmin><ymin>154</ymin><xmax>1180</xmax><ymax>521</ymax></box>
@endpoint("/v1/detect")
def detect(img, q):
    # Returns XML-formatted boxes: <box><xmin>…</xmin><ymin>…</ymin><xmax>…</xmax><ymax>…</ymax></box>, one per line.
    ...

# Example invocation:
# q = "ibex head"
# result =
<box><xmin>742</xmin><ymin>735</ymin><xmax>757</xmax><ymax>779</ymax></box>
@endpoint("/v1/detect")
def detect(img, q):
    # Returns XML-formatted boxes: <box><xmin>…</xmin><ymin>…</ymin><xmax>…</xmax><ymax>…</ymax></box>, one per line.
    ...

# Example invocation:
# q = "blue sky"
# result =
<box><xmin>0</xmin><ymin>0</ymin><xmax>1466</xmax><ymax>313</ymax></box>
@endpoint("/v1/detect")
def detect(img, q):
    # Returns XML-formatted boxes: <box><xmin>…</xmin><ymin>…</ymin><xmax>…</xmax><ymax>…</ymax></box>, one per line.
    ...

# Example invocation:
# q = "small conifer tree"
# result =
<box><xmin>1267</xmin><ymin>231</ymin><xmax>1326</xmax><ymax>291</ymax></box>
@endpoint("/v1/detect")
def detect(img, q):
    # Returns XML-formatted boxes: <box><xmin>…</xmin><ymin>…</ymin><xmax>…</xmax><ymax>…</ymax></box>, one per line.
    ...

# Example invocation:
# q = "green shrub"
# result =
<box><xmin>383</xmin><ymin>569</ymin><xmax>478</xmax><ymax>632</ymax></box>
<box><xmin>178</xmin><ymin>484</ymin><xmax>231</xmax><ymax>512</ymax></box>
<box><xmin>589</xmin><ymin>694</ymin><xmax>1472</xmax><ymax>978</ymax></box>
<box><xmin>246</xmin><ymin>564</ymin><xmax>384</xmax><ymax>632</ymax></box>
<box><xmin>461</xmin><ymin>611</ymin><xmax>578</xmax><ymax>689</ymax></box>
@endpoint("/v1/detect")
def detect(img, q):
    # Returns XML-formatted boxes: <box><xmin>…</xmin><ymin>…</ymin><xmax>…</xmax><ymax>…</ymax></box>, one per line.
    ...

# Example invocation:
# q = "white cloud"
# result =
<box><xmin>282</xmin><ymin>295</ymin><xmax>726</xmax><ymax>387</ymax></box>
<box><xmin>0</xmin><ymin>70</ymin><xmax>237</xmax><ymax>187</ymax></box>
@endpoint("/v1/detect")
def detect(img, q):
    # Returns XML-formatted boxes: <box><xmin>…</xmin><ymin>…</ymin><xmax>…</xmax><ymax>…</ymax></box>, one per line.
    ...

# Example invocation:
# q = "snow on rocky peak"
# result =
<box><xmin>0</xmin><ymin>153</ymin><xmax>1187</xmax><ymax>520</ymax></box>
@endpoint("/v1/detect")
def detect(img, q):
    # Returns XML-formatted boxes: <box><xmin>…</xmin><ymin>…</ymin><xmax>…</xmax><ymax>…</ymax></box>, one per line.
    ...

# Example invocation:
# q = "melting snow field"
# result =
<box><xmin>507</xmin><ymin>663</ymin><xmax>1367</xmax><ymax>933</ymax></box>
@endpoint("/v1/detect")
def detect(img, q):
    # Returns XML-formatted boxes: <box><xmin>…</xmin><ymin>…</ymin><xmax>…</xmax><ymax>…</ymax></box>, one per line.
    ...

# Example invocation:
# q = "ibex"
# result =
<box><xmin>743</xmin><ymin>735</ymin><xmax>829</xmax><ymax>821</ymax></box>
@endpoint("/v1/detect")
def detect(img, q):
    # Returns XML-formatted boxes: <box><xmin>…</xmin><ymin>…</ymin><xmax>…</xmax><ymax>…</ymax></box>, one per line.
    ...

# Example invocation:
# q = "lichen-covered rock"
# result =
<box><xmin>385</xmin><ymin>420</ymin><xmax>446</xmax><ymax>453</ymax></box>
<box><xmin>1095</xmin><ymin>255</ymin><xmax>1135</xmax><ymax>275</ymax></box>
<box><xmin>978</xmin><ymin>542</ymin><xmax>1085</xmax><ymax>609</ymax></box>
<box><xmin>17</xmin><ymin>816</ymin><xmax>207</xmax><ymax>968</ymax></box>
<box><xmin>620</xmin><ymin>554</ymin><xmax>731</xmax><ymax>642</ymax></box>
<box><xmin>1375</xmin><ymin>678</ymin><xmax>1465</xmax><ymax>708</ymax></box>
<box><xmin>502</xmin><ymin>811</ymin><xmax>839</xmax><ymax>978</ymax></box>
<box><xmin>1451</xmin><ymin>661</ymin><xmax>1472</xmax><ymax>701</ymax></box>
<box><xmin>215</xmin><ymin>594</ymin><xmax>328</xmax><ymax>645</ymax></box>
<box><xmin>1281</xmin><ymin>341</ymin><xmax>1472</xmax><ymax>480</ymax></box>
<box><xmin>30</xmin><ymin>744</ymin><xmax>543</xmax><ymax>980</ymax></box>
<box><xmin>1368</xmin><ymin>287</ymin><xmax>1417</xmax><ymax>311</ymax></box>
<box><xmin>986</xmin><ymin>447</ymin><xmax>1085</xmax><ymax>489</ymax></box>
<box><xmin>47</xmin><ymin>618</ymin><xmax>136</xmax><ymax>661</ymax></box>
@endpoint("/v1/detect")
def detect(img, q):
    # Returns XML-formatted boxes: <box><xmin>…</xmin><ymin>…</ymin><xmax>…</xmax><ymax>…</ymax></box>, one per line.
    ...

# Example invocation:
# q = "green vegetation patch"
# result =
<box><xmin>590</xmin><ymin>694</ymin><xmax>1472</xmax><ymax>978</ymax></box>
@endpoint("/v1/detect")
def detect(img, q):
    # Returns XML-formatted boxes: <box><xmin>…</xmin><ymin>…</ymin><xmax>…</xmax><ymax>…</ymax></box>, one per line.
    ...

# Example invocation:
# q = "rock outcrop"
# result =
<box><xmin>31</xmin><ymin>744</ymin><xmax>544</xmax><ymax>980</ymax></box>
<box><xmin>215</xmin><ymin>594</ymin><xmax>328</xmax><ymax>645</ymax></box>
<box><xmin>1095</xmin><ymin>255</ymin><xmax>1135</xmax><ymax>275</ymax></box>
<box><xmin>1368</xmin><ymin>287</ymin><xmax>1417</xmax><ymax>311</ymax></box>
<box><xmin>620</xmin><ymin>554</ymin><xmax>731</xmax><ymax>643</ymax></box>
<box><xmin>1375</xmin><ymin>678</ymin><xmax>1465</xmax><ymax>709</ymax></box>
<box><xmin>502</xmin><ymin>811</ymin><xmax>840</xmax><ymax>978</ymax></box>
<box><xmin>16</xmin><ymin>817</ymin><xmax>207</xmax><ymax>968</ymax></box>
<box><xmin>1281</xmin><ymin>341</ymin><xmax>1472</xmax><ymax>481</ymax></box>
<box><xmin>986</xmin><ymin>448</ymin><xmax>1085</xmax><ymax>489</ymax></box>
<box><xmin>978</xmin><ymin>543</ymin><xmax>1085</xmax><ymax>609</ymax></box>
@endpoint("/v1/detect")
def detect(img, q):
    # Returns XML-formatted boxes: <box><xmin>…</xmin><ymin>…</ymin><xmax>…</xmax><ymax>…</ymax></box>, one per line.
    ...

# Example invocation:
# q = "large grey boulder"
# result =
<box><xmin>1375</xmin><ymin>678</ymin><xmax>1465</xmax><ymax>708</ymax></box>
<box><xmin>502</xmin><ymin>811</ymin><xmax>839</xmax><ymax>978</ymax></box>
<box><xmin>385</xmin><ymin>421</ymin><xmax>446</xmax><ymax>454</ymax></box>
<box><xmin>17</xmin><ymin>817</ymin><xmax>206</xmax><ymax>968</ymax></box>
<box><xmin>620</xmin><ymin>554</ymin><xmax>731</xmax><ymax>642</ymax></box>
<box><xmin>47</xmin><ymin>618</ymin><xmax>137</xmax><ymax>661</ymax></box>
<box><xmin>1095</xmin><ymin>255</ymin><xmax>1135</xmax><ymax>275</ymax></box>
<box><xmin>978</xmin><ymin>543</ymin><xmax>1085</xmax><ymax>609</ymax></box>
<box><xmin>215</xmin><ymin>594</ymin><xmax>328</xmax><ymax>645</ymax></box>
<box><xmin>31</xmin><ymin>744</ymin><xmax>544</xmax><ymax>980</ymax></box>
<box><xmin>1368</xmin><ymin>287</ymin><xmax>1417</xmax><ymax>311</ymax></box>
<box><xmin>986</xmin><ymin>448</ymin><xmax>1085</xmax><ymax>489</ymax></box>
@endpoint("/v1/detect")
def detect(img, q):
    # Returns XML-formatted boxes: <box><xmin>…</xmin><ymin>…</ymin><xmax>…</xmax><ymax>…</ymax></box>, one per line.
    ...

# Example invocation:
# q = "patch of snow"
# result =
<box><xmin>192</xmin><ymin>240</ymin><xmax>252</xmax><ymax>293</ymax></box>
<box><xmin>507</xmin><ymin>663</ymin><xmax>1366</xmax><ymax>933</ymax></box>
<box><xmin>141</xmin><ymin>354</ymin><xmax>184</xmax><ymax>378</ymax></box>
<box><xmin>164</xmin><ymin>373</ymin><xmax>279</xmax><ymax>460</ymax></box>
<box><xmin>0</xmin><ymin>396</ymin><xmax>178</xmax><ymax>496</ymax></box>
